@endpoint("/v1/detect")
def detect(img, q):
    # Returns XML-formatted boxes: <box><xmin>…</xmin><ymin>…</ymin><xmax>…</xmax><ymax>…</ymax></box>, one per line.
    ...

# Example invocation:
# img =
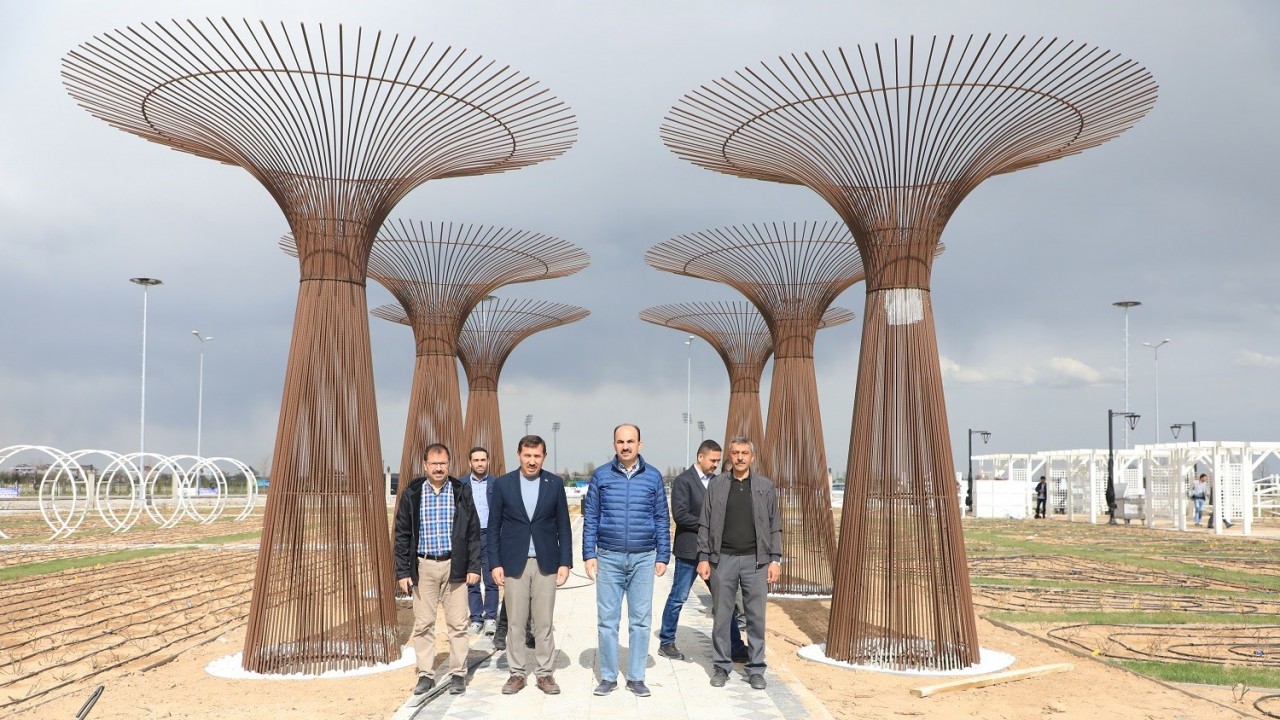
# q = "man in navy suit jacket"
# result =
<box><xmin>488</xmin><ymin>434</ymin><xmax>572</xmax><ymax>695</ymax></box>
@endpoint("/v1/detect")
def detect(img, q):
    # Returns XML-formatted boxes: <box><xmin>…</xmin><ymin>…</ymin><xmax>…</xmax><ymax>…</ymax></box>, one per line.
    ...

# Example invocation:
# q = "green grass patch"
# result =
<box><xmin>987</xmin><ymin>610</ymin><xmax>1280</xmax><ymax>626</ymax></box>
<box><xmin>1117</xmin><ymin>659</ymin><xmax>1280</xmax><ymax>689</ymax></box>
<box><xmin>190</xmin><ymin>531</ymin><xmax>261</xmax><ymax>545</ymax></box>
<box><xmin>0</xmin><ymin>547</ymin><xmax>183</xmax><ymax>582</ymax></box>
<box><xmin>971</xmin><ymin>576</ymin><xmax>1277</xmax><ymax>602</ymax></box>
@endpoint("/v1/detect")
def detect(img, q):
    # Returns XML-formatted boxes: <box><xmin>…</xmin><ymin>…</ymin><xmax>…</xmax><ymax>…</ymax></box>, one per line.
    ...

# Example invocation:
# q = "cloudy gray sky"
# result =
<box><xmin>1</xmin><ymin>0</ymin><xmax>1277</xmax><ymax>480</ymax></box>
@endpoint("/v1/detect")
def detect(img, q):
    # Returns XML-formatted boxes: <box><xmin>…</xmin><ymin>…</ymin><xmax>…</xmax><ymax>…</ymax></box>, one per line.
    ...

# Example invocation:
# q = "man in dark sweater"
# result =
<box><xmin>657</xmin><ymin>439</ymin><xmax>747</xmax><ymax>663</ymax></box>
<box><xmin>697</xmin><ymin>437</ymin><xmax>781</xmax><ymax>690</ymax></box>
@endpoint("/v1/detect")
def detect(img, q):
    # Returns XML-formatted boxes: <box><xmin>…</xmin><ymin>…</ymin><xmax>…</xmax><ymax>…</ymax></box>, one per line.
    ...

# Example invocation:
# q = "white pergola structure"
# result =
<box><xmin>971</xmin><ymin>441</ymin><xmax>1280</xmax><ymax>535</ymax></box>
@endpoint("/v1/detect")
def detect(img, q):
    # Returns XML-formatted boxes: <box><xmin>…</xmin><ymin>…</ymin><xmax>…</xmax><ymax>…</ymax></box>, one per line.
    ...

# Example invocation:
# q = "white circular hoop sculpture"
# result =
<box><xmin>35</xmin><ymin>447</ymin><xmax>91</xmax><ymax>539</ymax></box>
<box><xmin>126</xmin><ymin>452</ymin><xmax>187</xmax><ymax>529</ymax></box>
<box><xmin>208</xmin><ymin>456</ymin><xmax>259</xmax><ymax>522</ymax></box>
<box><xmin>172</xmin><ymin>454</ymin><xmax>228</xmax><ymax>524</ymax></box>
<box><xmin>72</xmin><ymin>449</ymin><xmax>145</xmax><ymax>532</ymax></box>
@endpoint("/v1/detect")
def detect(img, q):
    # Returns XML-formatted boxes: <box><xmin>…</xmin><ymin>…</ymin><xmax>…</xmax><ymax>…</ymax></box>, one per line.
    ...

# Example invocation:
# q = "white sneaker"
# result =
<box><xmin>467</xmin><ymin>621</ymin><xmax>483</xmax><ymax>636</ymax></box>
<box><xmin>483</xmin><ymin>619</ymin><xmax>497</xmax><ymax>636</ymax></box>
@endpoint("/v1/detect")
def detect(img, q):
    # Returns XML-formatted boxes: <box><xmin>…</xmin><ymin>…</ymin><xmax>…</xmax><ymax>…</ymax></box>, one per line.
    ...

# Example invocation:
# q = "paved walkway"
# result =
<box><xmin>399</xmin><ymin>536</ymin><xmax>818</xmax><ymax>719</ymax></box>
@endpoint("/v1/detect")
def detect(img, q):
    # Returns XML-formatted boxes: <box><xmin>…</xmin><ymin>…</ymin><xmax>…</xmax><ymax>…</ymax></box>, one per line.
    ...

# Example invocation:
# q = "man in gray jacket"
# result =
<box><xmin>697</xmin><ymin>436</ymin><xmax>781</xmax><ymax>690</ymax></box>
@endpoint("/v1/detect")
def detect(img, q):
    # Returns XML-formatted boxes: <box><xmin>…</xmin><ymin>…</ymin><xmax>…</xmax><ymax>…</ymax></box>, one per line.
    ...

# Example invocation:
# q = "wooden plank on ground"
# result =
<box><xmin>910</xmin><ymin>663</ymin><xmax>1073</xmax><ymax>698</ymax></box>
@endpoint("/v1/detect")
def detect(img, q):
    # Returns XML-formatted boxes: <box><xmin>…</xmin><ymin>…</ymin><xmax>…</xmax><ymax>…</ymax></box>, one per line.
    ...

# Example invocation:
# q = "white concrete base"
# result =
<box><xmin>205</xmin><ymin>645</ymin><xmax>415</xmax><ymax>680</ymax></box>
<box><xmin>798</xmin><ymin>642</ymin><xmax>1015</xmax><ymax>677</ymax></box>
<box><xmin>770</xmin><ymin>593</ymin><xmax>832</xmax><ymax>600</ymax></box>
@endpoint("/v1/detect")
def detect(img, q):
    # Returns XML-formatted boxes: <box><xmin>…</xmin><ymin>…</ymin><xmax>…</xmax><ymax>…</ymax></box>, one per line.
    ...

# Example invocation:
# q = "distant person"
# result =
<box><xmin>1190</xmin><ymin>473</ymin><xmax>1207</xmax><ymax>525</ymax></box>
<box><xmin>465</xmin><ymin>447</ymin><xmax>499</xmax><ymax>636</ymax></box>
<box><xmin>698</xmin><ymin>437</ymin><xmax>781</xmax><ymax>691</ymax></box>
<box><xmin>394</xmin><ymin>444</ymin><xmax>482</xmax><ymax>698</ymax></box>
<box><xmin>489</xmin><ymin>435</ymin><xmax>573</xmax><ymax>695</ymax></box>
<box><xmin>1034</xmin><ymin>476</ymin><xmax>1048</xmax><ymax>519</ymax></box>
<box><xmin>583</xmin><ymin>424</ymin><xmax>670</xmax><ymax>697</ymax></box>
<box><xmin>657</xmin><ymin>439</ymin><xmax>748</xmax><ymax>663</ymax></box>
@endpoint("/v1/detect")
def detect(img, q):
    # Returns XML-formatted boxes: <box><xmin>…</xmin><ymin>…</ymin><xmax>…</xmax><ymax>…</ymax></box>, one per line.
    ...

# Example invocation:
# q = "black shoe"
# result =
<box><xmin>413</xmin><ymin>676</ymin><xmax>435</xmax><ymax>695</ymax></box>
<box><xmin>593</xmin><ymin>679</ymin><xmax>617</xmax><ymax>696</ymax></box>
<box><xmin>448</xmin><ymin>675</ymin><xmax>466</xmax><ymax>695</ymax></box>
<box><xmin>710</xmin><ymin>667</ymin><xmax>729</xmax><ymax>687</ymax></box>
<box><xmin>494</xmin><ymin>634</ymin><xmax>507</xmax><ymax>650</ymax></box>
<box><xmin>748</xmin><ymin>673</ymin><xmax>766</xmax><ymax>690</ymax></box>
<box><xmin>626</xmin><ymin>680</ymin><xmax>651</xmax><ymax>697</ymax></box>
<box><xmin>731</xmin><ymin>648</ymin><xmax>749</xmax><ymax>664</ymax></box>
<box><xmin>658</xmin><ymin>642</ymin><xmax>686</xmax><ymax>661</ymax></box>
<box><xmin>525</xmin><ymin>634</ymin><xmax>536</xmax><ymax>649</ymax></box>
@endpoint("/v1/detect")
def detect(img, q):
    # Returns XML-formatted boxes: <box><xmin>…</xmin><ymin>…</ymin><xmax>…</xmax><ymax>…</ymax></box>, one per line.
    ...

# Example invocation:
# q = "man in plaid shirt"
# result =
<box><xmin>394</xmin><ymin>443</ymin><xmax>482</xmax><ymax>699</ymax></box>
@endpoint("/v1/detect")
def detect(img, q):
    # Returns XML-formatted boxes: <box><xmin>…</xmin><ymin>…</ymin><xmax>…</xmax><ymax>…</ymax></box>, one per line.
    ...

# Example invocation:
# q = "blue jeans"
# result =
<box><xmin>468</xmin><ymin>529</ymin><xmax>499</xmax><ymax>621</ymax></box>
<box><xmin>595</xmin><ymin>548</ymin><xmax>655</xmax><ymax>682</ymax></box>
<box><xmin>1193</xmin><ymin>497</ymin><xmax>1205</xmax><ymax>524</ymax></box>
<box><xmin>659</xmin><ymin>557</ymin><xmax>746</xmax><ymax>653</ymax></box>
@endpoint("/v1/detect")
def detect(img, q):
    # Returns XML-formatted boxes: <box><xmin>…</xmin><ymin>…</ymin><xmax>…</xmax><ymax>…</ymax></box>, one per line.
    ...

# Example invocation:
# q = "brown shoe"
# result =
<box><xmin>535</xmin><ymin>674</ymin><xmax>561</xmax><ymax>695</ymax></box>
<box><xmin>501</xmin><ymin>673</ymin><xmax>526</xmax><ymax>694</ymax></box>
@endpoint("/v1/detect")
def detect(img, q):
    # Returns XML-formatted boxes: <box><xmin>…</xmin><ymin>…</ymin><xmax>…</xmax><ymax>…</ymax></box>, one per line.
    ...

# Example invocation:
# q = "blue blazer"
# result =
<box><xmin>487</xmin><ymin>468</ymin><xmax>573</xmax><ymax>576</ymax></box>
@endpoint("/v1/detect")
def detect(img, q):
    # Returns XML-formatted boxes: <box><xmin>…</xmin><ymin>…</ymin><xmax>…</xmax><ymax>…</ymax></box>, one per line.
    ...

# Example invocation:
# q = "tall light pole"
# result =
<box><xmin>1113</xmin><ymin>301</ymin><xmax>1141</xmax><ymax>448</ymax></box>
<box><xmin>551</xmin><ymin>421</ymin><xmax>561</xmax><ymax>475</ymax></box>
<box><xmin>697</xmin><ymin>420</ymin><xmax>705</xmax><ymax>442</ymax></box>
<box><xmin>685</xmin><ymin>334</ymin><xmax>694</xmax><ymax>467</ymax></box>
<box><xmin>1142</xmin><ymin>338</ymin><xmax>1170</xmax><ymax>444</ymax></box>
<box><xmin>966</xmin><ymin>429</ymin><xmax>991</xmax><ymax>512</ymax></box>
<box><xmin>130</xmin><ymin>277</ymin><xmax>163</xmax><ymax>457</ymax></box>
<box><xmin>524</xmin><ymin>414</ymin><xmax>533</xmax><ymax>436</ymax></box>
<box><xmin>192</xmin><ymin>331</ymin><xmax>214</xmax><ymax>458</ymax></box>
<box><xmin>1107</xmin><ymin>409</ymin><xmax>1141</xmax><ymax>524</ymax></box>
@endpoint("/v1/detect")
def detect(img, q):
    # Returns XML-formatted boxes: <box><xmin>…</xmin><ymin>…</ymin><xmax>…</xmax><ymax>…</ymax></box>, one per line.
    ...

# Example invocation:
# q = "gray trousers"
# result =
<box><xmin>709</xmin><ymin>553</ymin><xmax>767</xmax><ymax>674</ymax></box>
<box><xmin>503</xmin><ymin>557</ymin><xmax>558</xmax><ymax>677</ymax></box>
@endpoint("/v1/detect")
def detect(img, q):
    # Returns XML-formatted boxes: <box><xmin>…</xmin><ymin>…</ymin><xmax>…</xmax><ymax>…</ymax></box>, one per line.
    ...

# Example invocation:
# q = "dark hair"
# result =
<box><xmin>613</xmin><ymin>423</ymin><xmax>641</xmax><ymax>440</ymax></box>
<box><xmin>469</xmin><ymin>446</ymin><xmax>489</xmax><ymax>459</ymax></box>
<box><xmin>517</xmin><ymin>435</ymin><xmax>546</xmax><ymax>454</ymax></box>
<box><xmin>697</xmin><ymin>439</ymin><xmax>722</xmax><ymax>456</ymax></box>
<box><xmin>423</xmin><ymin>443</ymin><xmax>450</xmax><ymax>461</ymax></box>
<box><xmin>1199</xmin><ymin>473</ymin><xmax>1208</xmax><ymax>479</ymax></box>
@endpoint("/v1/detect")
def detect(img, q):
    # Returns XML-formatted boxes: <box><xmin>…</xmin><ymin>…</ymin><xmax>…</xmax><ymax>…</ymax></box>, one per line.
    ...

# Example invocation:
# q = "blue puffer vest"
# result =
<box><xmin>581</xmin><ymin>454</ymin><xmax>671</xmax><ymax>563</ymax></box>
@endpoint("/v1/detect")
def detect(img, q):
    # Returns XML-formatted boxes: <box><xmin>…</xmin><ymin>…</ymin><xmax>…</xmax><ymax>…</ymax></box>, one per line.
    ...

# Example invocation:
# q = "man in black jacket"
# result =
<box><xmin>657</xmin><ymin>439</ymin><xmax>747</xmax><ymax>663</ymax></box>
<box><xmin>394</xmin><ymin>444</ymin><xmax>482</xmax><ymax>698</ymax></box>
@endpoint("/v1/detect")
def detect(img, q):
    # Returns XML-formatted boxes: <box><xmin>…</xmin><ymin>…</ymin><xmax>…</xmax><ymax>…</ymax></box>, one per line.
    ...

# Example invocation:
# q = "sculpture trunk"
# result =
<box><xmin>463</xmin><ymin>384</ymin><xmax>505</xmax><ymax>476</ymax></box>
<box><xmin>244</xmin><ymin>276</ymin><xmax>398</xmax><ymax>673</ymax></box>
<box><xmin>761</xmin><ymin>350</ymin><xmax>836</xmax><ymax>595</ymax></box>
<box><xmin>399</xmin><ymin>350</ymin><xmax>466</xmax><ymax>486</ymax></box>
<box><xmin>829</xmin><ymin>285</ymin><xmax>979</xmax><ymax>670</ymax></box>
<box><xmin>725</xmin><ymin>369</ymin><xmax>765</xmax><ymax>459</ymax></box>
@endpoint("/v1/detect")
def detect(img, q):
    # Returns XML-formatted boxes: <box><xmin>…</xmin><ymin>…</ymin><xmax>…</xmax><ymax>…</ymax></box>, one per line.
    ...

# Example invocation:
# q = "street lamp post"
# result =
<box><xmin>685</xmin><ymin>334</ymin><xmax>694</xmax><ymax>467</ymax></box>
<box><xmin>967</xmin><ymin>429</ymin><xmax>991</xmax><ymax>513</ymax></box>
<box><xmin>1107</xmin><ymin>409</ymin><xmax>1141</xmax><ymax>524</ymax></box>
<box><xmin>192</xmin><ymin>331</ymin><xmax>214</xmax><ymax>458</ymax></box>
<box><xmin>1113</xmin><ymin>301</ymin><xmax>1142</xmax><ymax>448</ymax></box>
<box><xmin>1170</xmin><ymin>422</ymin><xmax>1197</xmax><ymax>442</ymax></box>
<box><xmin>524</xmin><ymin>414</ymin><xmax>533</xmax><ymax>436</ymax></box>
<box><xmin>697</xmin><ymin>420</ymin><xmax>705</xmax><ymax>442</ymax></box>
<box><xmin>1142</xmin><ymin>338</ymin><xmax>1170</xmax><ymax>444</ymax></box>
<box><xmin>551</xmin><ymin>421</ymin><xmax>560</xmax><ymax>475</ymax></box>
<box><xmin>130</xmin><ymin>277</ymin><xmax>163</xmax><ymax>457</ymax></box>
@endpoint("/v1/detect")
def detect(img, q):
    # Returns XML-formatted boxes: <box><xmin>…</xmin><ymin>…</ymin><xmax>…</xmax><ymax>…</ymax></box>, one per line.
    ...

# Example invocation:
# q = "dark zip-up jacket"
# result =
<box><xmin>393</xmin><ymin>476</ymin><xmax>482</xmax><ymax>585</ymax></box>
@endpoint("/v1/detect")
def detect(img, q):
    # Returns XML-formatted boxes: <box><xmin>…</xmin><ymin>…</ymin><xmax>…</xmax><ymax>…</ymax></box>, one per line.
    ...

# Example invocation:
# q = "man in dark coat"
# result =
<box><xmin>657</xmin><ymin>439</ymin><xmax>747</xmax><ymax>663</ymax></box>
<box><xmin>394</xmin><ymin>443</ymin><xmax>482</xmax><ymax>697</ymax></box>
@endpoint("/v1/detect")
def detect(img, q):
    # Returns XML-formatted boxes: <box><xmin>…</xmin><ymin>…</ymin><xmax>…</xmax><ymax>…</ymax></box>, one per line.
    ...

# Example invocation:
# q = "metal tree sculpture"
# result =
<box><xmin>662</xmin><ymin>34</ymin><xmax>1156</xmax><ymax>669</ymax></box>
<box><xmin>355</xmin><ymin>221</ymin><xmax>587</xmax><ymax>484</ymax></box>
<box><xmin>459</xmin><ymin>298</ymin><xmax>588</xmax><ymax>474</ymax></box>
<box><xmin>63</xmin><ymin>19</ymin><xmax>576</xmax><ymax>673</ymax></box>
<box><xmin>639</xmin><ymin>301</ymin><xmax>854</xmax><ymax>457</ymax></box>
<box><xmin>647</xmin><ymin>222</ymin><xmax>866</xmax><ymax>594</ymax></box>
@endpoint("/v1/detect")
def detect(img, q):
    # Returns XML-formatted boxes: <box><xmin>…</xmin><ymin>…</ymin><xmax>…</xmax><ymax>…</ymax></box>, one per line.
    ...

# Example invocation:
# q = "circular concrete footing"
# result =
<box><xmin>770</xmin><ymin>592</ymin><xmax>832</xmax><ymax>600</ymax></box>
<box><xmin>206</xmin><ymin>645</ymin><xmax>414</xmax><ymax>680</ymax></box>
<box><xmin>798</xmin><ymin>642</ymin><xmax>1015</xmax><ymax>677</ymax></box>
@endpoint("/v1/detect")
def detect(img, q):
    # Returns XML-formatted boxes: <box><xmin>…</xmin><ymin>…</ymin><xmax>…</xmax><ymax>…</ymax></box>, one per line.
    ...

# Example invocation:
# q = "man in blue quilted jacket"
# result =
<box><xmin>582</xmin><ymin>424</ymin><xmax>670</xmax><ymax>698</ymax></box>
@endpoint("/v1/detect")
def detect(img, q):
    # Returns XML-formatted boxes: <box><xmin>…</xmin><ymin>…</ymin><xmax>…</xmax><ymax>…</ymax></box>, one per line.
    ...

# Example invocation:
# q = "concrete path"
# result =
<box><xmin>398</xmin><ymin>542</ymin><xmax>819</xmax><ymax>719</ymax></box>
